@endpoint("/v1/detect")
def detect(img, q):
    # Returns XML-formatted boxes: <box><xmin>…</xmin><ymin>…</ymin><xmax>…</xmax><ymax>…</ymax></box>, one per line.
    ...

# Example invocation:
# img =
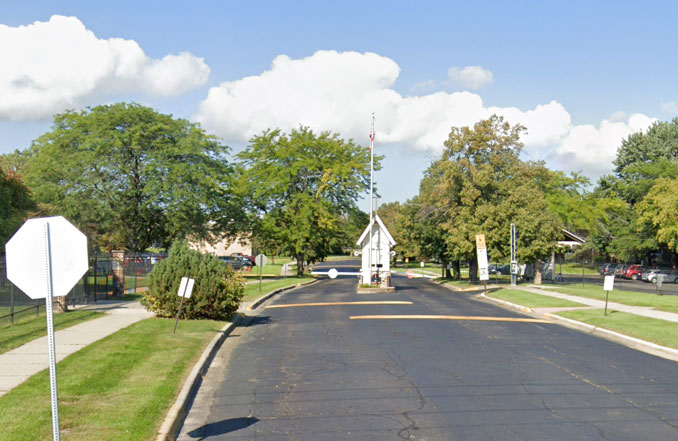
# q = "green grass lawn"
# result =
<box><xmin>242</xmin><ymin>277</ymin><xmax>315</xmax><ymax>303</ymax></box>
<box><xmin>0</xmin><ymin>317</ymin><xmax>225</xmax><ymax>441</ymax></box>
<box><xmin>555</xmin><ymin>263</ymin><xmax>600</xmax><ymax>275</ymax></box>
<box><xmin>0</xmin><ymin>310</ymin><xmax>104</xmax><ymax>355</ymax></box>
<box><xmin>539</xmin><ymin>283</ymin><xmax>678</xmax><ymax>313</ymax></box>
<box><xmin>558</xmin><ymin>309</ymin><xmax>678</xmax><ymax>349</ymax></box>
<box><xmin>488</xmin><ymin>289</ymin><xmax>586</xmax><ymax>308</ymax></box>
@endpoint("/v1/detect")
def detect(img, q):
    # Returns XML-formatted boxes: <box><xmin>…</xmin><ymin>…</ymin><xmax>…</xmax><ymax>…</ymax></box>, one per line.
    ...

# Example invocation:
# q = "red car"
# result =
<box><xmin>623</xmin><ymin>264</ymin><xmax>644</xmax><ymax>280</ymax></box>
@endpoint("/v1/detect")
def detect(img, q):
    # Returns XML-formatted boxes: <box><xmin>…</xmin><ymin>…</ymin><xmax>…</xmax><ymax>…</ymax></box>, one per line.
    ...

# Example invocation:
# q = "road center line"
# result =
<box><xmin>265</xmin><ymin>301</ymin><xmax>413</xmax><ymax>309</ymax></box>
<box><xmin>349</xmin><ymin>315</ymin><xmax>550</xmax><ymax>323</ymax></box>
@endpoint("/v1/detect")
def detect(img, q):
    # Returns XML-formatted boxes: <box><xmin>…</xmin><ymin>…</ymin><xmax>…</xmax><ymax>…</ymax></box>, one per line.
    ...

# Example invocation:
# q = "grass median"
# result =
<box><xmin>488</xmin><ymin>289</ymin><xmax>586</xmax><ymax>308</ymax></box>
<box><xmin>0</xmin><ymin>317</ymin><xmax>225</xmax><ymax>441</ymax></box>
<box><xmin>539</xmin><ymin>284</ymin><xmax>678</xmax><ymax>313</ymax></box>
<box><xmin>242</xmin><ymin>277</ymin><xmax>315</xmax><ymax>303</ymax></box>
<box><xmin>557</xmin><ymin>309</ymin><xmax>678</xmax><ymax>349</ymax></box>
<box><xmin>0</xmin><ymin>310</ymin><xmax>104</xmax><ymax>355</ymax></box>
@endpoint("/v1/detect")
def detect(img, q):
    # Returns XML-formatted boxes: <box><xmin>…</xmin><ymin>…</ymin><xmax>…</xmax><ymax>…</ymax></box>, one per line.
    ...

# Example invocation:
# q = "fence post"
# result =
<box><xmin>10</xmin><ymin>284</ymin><xmax>14</xmax><ymax>325</ymax></box>
<box><xmin>94</xmin><ymin>255</ymin><xmax>98</xmax><ymax>303</ymax></box>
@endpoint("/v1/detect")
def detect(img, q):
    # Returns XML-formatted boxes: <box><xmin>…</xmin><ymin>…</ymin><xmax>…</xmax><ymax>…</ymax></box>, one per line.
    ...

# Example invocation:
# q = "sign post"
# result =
<box><xmin>255</xmin><ymin>254</ymin><xmax>268</xmax><ymax>292</ymax></box>
<box><xmin>476</xmin><ymin>234</ymin><xmax>489</xmax><ymax>295</ymax></box>
<box><xmin>6</xmin><ymin>216</ymin><xmax>88</xmax><ymax>441</ymax></box>
<box><xmin>173</xmin><ymin>277</ymin><xmax>195</xmax><ymax>334</ymax></box>
<box><xmin>603</xmin><ymin>275</ymin><xmax>615</xmax><ymax>315</ymax></box>
<box><xmin>420</xmin><ymin>261</ymin><xmax>425</xmax><ymax>278</ymax></box>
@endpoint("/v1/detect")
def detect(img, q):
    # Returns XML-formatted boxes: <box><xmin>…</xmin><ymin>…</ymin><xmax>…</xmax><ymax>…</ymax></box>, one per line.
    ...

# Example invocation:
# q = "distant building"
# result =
<box><xmin>190</xmin><ymin>234</ymin><xmax>252</xmax><ymax>256</ymax></box>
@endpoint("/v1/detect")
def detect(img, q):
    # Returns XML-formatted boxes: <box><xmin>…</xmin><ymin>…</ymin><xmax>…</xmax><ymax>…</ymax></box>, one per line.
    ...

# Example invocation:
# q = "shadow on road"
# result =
<box><xmin>187</xmin><ymin>417</ymin><xmax>259</xmax><ymax>439</ymax></box>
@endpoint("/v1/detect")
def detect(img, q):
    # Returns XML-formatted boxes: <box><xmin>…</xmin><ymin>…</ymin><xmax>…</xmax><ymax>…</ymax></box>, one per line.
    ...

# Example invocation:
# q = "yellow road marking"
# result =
<box><xmin>349</xmin><ymin>315</ymin><xmax>550</xmax><ymax>323</ymax></box>
<box><xmin>265</xmin><ymin>301</ymin><xmax>413</xmax><ymax>309</ymax></box>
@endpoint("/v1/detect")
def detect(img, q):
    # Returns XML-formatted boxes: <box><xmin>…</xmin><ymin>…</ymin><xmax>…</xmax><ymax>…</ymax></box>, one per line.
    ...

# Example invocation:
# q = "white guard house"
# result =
<box><xmin>357</xmin><ymin>214</ymin><xmax>396</xmax><ymax>287</ymax></box>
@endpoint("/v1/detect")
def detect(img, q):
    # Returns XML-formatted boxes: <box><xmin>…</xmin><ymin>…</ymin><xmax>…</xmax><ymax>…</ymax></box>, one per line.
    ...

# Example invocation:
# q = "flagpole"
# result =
<box><xmin>368</xmin><ymin>114</ymin><xmax>374</xmax><ymax>284</ymax></box>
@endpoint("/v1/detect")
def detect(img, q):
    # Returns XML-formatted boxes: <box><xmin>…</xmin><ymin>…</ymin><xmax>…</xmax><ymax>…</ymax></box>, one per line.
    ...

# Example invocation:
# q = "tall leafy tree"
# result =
<box><xmin>423</xmin><ymin>115</ymin><xmax>561</xmax><ymax>282</ymax></box>
<box><xmin>0</xmin><ymin>167</ymin><xmax>36</xmax><ymax>248</ymax></box>
<box><xmin>238</xmin><ymin>127</ymin><xmax>375</xmax><ymax>275</ymax></box>
<box><xmin>597</xmin><ymin>118</ymin><xmax>678</xmax><ymax>263</ymax></box>
<box><xmin>22</xmin><ymin>103</ymin><xmax>241</xmax><ymax>251</ymax></box>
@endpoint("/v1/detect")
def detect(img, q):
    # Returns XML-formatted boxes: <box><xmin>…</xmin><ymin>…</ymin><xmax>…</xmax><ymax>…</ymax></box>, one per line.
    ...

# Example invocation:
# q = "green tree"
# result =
<box><xmin>0</xmin><ymin>167</ymin><xmax>36</xmax><ymax>248</ymax></box>
<box><xmin>238</xmin><ymin>127</ymin><xmax>376</xmax><ymax>275</ymax></box>
<box><xmin>423</xmin><ymin>115</ymin><xmax>561</xmax><ymax>282</ymax></box>
<box><xmin>21</xmin><ymin>103</ymin><xmax>242</xmax><ymax>251</ymax></box>
<box><xmin>596</xmin><ymin>118</ymin><xmax>678</xmax><ymax>263</ymax></box>
<box><xmin>636</xmin><ymin>178</ymin><xmax>678</xmax><ymax>262</ymax></box>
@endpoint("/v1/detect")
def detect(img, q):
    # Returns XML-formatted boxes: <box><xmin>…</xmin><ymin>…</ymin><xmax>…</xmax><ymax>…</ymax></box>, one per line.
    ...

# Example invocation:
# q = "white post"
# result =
<box><xmin>367</xmin><ymin>114</ymin><xmax>375</xmax><ymax>285</ymax></box>
<box><xmin>43</xmin><ymin>222</ymin><xmax>61</xmax><ymax>441</ymax></box>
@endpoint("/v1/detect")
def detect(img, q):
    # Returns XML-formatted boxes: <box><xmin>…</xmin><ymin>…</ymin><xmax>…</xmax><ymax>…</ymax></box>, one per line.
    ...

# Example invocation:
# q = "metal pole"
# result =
<box><xmin>604</xmin><ymin>290</ymin><xmax>609</xmax><ymax>315</ymax></box>
<box><xmin>510</xmin><ymin>223</ymin><xmax>517</xmax><ymax>286</ymax></box>
<box><xmin>173</xmin><ymin>295</ymin><xmax>186</xmax><ymax>334</ymax></box>
<box><xmin>10</xmin><ymin>284</ymin><xmax>14</xmax><ymax>325</ymax></box>
<box><xmin>259</xmin><ymin>261</ymin><xmax>262</xmax><ymax>292</ymax></box>
<box><xmin>368</xmin><ymin>114</ymin><xmax>374</xmax><ymax>285</ymax></box>
<box><xmin>43</xmin><ymin>222</ymin><xmax>61</xmax><ymax>441</ymax></box>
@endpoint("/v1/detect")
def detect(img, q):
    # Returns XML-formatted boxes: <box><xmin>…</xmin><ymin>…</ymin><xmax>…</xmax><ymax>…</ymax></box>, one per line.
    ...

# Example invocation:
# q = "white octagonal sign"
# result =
<box><xmin>6</xmin><ymin>216</ymin><xmax>88</xmax><ymax>299</ymax></box>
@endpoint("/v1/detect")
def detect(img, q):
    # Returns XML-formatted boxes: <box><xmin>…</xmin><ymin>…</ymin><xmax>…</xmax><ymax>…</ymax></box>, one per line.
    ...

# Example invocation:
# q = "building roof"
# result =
<box><xmin>356</xmin><ymin>214</ymin><xmax>396</xmax><ymax>247</ymax></box>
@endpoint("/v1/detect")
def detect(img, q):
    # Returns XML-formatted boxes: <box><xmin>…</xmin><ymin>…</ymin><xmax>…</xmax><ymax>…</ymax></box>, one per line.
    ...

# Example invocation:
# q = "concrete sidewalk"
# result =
<box><xmin>0</xmin><ymin>300</ymin><xmax>153</xmax><ymax>397</ymax></box>
<box><xmin>519</xmin><ymin>284</ymin><xmax>678</xmax><ymax>323</ymax></box>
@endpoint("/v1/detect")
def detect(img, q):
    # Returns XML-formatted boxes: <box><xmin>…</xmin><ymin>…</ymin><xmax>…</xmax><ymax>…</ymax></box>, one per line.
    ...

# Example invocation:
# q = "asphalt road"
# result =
<box><xmin>179</xmin><ymin>259</ymin><xmax>678</xmax><ymax>440</ymax></box>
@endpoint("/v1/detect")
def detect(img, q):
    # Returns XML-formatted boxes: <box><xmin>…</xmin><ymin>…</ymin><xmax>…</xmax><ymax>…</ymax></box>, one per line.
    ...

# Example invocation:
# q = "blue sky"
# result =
<box><xmin>2</xmin><ymin>1</ymin><xmax>677</xmax><ymax>212</ymax></box>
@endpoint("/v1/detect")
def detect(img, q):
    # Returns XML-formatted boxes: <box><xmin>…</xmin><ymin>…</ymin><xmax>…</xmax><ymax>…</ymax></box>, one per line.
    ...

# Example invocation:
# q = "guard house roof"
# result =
<box><xmin>356</xmin><ymin>214</ymin><xmax>396</xmax><ymax>247</ymax></box>
<box><xmin>558</xmin><ymin>229</ymin><xmax>586</xmax><ymax>248</ymax></box>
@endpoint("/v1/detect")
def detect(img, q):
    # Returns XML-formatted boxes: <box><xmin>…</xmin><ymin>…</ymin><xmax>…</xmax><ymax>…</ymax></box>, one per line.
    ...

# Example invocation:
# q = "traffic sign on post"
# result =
<box><xmin>6</xmin><ymin>216</ymin><xmax>88</xmax><ymax>299</ymax></box>
<box><xmin>5</xmin><ymin>216</ymin><xmax>88</xmax><ymax>441</ymax></box>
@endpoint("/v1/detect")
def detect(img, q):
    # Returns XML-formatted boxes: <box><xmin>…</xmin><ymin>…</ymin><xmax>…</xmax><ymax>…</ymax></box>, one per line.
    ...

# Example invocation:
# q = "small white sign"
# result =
<box><xmin>477</xmin><ymin>249</ymin><xmax>489</xmax><ymax>281</ymax></box>
<box><xmin>328</xmin><ymin>268</ymin><xmax>339</xmax><ymax>279</ymax></box>
<box><xmin>177</xmin><ymin>277</ymin><xmax>195</xmax><ymax>298</ymax></box>
<box><xmin>603</xmin><ymin>275</ymin><xmax>615</xmax><ymax>291</ymax></box>
<box><xmin>420</xmin><ymin>261</ymin><xmax>425</xmax><ymax>268</ymax></box>
<box><xmin>406</xmin><ymin>269</ymin><xmax>415</xmax><ymax>279</ymax></box>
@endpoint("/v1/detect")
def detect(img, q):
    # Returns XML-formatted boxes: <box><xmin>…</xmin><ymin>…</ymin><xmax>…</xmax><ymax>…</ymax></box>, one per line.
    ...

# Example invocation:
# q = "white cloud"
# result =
<box><xmin>662</xmin><ymin>101</ymin><xmax>678</xmax><ymax>115</ymax></box>
<box><xmin>195</xmin><ymin>50</ymin><xmax>655</xmax><ymax>180</ymax></box>
<box><xmin>0</xmin><ymin>15</ymin><xmax>210</xmax><ymax>121</ymax></box>
<box><xmin>448</xmin><ymin>65</ymin><xmax>494</xmax><ymax>90</ymax></box>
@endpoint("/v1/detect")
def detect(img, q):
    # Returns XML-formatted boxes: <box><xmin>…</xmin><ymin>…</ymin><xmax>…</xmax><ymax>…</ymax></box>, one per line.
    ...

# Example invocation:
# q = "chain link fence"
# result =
<box><xmin>0</xmin><ymin>252</ymin><xmax>165</xmax><ymax>326</ymax></box>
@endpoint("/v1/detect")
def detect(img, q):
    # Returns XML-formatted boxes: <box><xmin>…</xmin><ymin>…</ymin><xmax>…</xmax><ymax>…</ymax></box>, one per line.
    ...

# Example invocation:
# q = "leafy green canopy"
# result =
<box><xmin>417</xmin><ymin>115</ymin><xmax>562</xmax><ymax>278</ymax></box>
<box><xmin>238</xmin><ymin>127</ymin><xmax>376</xmax><ymax>274</ymax></box>
<box><xmin>595</xmin><ymin>118</ymin><xmax>678</xmax><ymax>262</ymax></box>
<box><xmin>0</xmin><ymin>167</ymin><xmax>35</xmax><ymax>248</ymax></box>
<box><xmin>22</xmin><ymin>103</ymin><xmax>242</xmax><ymax>251</ymax></box>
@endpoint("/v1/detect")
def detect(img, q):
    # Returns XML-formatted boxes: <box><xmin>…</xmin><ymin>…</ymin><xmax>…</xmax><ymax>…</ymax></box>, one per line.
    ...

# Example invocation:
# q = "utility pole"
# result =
<box><xmin>368</xmin><ymin>114</ymin><xmax>375</xmax><ymax>284</ymax></box>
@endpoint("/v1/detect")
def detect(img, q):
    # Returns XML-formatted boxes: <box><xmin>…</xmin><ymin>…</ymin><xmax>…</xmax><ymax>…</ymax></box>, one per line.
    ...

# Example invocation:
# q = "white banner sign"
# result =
<box><xmin>603</xmin><ymin>275</ymin><xmax>615</xmax><ymax>291</ymax></box>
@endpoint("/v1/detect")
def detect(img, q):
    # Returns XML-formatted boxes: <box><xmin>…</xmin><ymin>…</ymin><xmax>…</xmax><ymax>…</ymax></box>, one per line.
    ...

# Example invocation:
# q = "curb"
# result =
<box><xmin>479</xmin><ymin>293</ymin><xmax>678</xmax><ymax>363</ymax></box>
<box><xmin>246</xmin><ymin>279</ymin><xmax>318</xmax><ymax>310</ymax></box>
<box><xmin>155</xmin><ymin>320</ymin><xmax>239</xmax><ymax>441</ymax></box>
<box><xmin>156</xmin><ymin>278</ymin><xmax>318</xmax><ymax>440</ymax></box>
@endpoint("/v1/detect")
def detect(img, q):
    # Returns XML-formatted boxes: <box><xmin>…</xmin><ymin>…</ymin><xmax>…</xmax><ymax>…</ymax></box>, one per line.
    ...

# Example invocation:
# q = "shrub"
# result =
<box><xmin>142</xmin><ymin>241</ymin><xmax>244</xmax><ymax>320</ymax></box>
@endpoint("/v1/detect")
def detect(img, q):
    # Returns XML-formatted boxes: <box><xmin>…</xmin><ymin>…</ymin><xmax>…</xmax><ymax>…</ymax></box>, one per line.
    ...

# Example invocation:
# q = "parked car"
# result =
<box><xmin>219</xmin><ymin>255</ymin><xmax>251</xmax><ymax>271</ymax></box>
<box><xmin>622</xmin><ymin>264</ymin><xmax>644</xmax><ymax>280</ymax></box>
<box><xmin>488</xmin><ymin>263</ymin><xmax>510</xmax><ymax>275</ymax></box>
<box><xmin>647</xmin><ymin>269</ymin><xmax>678</xmax><ymax>284</ymax></box>
<box><xmin>613</xmin><ymin>264</ymin><xmax>627</xmax><ymax>276</ymax></box>
<box><xmin>599</xmin><ymin>263</ymin><xmax>615</xmax><ymax>275</ymax></box>
<box><xmin>231</xmin><ymin>253</ymin><xmax>256</xmax><ymax>265</ymax></box>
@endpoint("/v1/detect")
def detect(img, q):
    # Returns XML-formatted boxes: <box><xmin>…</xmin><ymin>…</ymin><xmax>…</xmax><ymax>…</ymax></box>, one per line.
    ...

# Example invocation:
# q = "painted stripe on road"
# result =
<box><xmin>265</xmin><ymin>301</ymin><xmax>413</xmax><ymax>309</ymax></box>
<box><xmin>349</xmin><ymin>315</ymin><xmax>550</xmax><ymax>323</ymax></box>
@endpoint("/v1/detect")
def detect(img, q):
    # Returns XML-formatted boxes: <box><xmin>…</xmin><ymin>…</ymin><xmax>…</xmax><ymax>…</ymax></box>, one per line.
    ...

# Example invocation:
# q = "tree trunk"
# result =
<box><xmin>296</xmin><ymin>254</ymin><xmax>304</xmax><ymax>277</ymax></box>
<box><xmin>534</xmin><ymin>261</ymin><xmax>543</xmax><ymax>285</ymax></box>
<box><xmin>469</xmin><ymin>257</ymin><xmax>478</xmax><ymax>283</ymax></box>
<box><xmin>452</xmin><ymin>260</ymin><xmax>461</xmax><ymax>280</ymax></box>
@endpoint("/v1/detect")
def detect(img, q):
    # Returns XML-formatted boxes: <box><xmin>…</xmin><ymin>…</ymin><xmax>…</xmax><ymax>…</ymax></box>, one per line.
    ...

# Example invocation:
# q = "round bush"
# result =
<box><xmin>142</xmin><ymin>241</ymin><xmax>244</xmax><ymax>320</ymax></box>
